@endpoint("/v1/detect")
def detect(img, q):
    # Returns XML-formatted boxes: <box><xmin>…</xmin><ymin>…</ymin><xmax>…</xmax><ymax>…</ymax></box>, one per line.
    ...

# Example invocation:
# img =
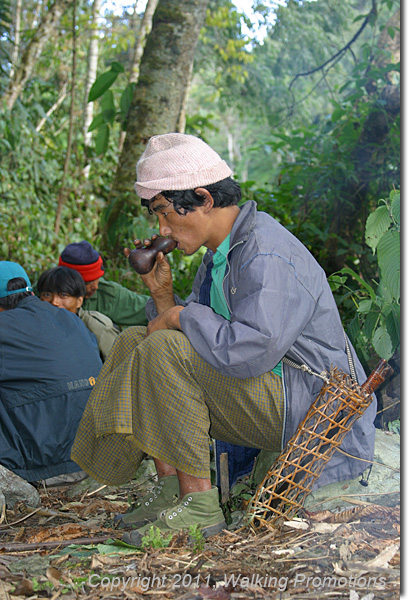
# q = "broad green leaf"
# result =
<box><xmin>383</xmin><ymin>302</ymin><xmax>400</xmax><ymax>350</ymax></box>
<box><xmin>87</xmin><ymin>112</ymin><xmax>105</xmax><ymax>132</ymax></box>
<box><xmin>347</xmin><ymin>315</ymin><xmax>360</xmax><ymax>344</ymax></box>
<box><xmin>101</xmin><ymin>90</ymin><xmax>114</xmax><ymax>113</ymax></box>
<box><xmin>327</xmin><ymin>273</ymin><xmax>347</xmax><ymax>292</ymax></box>
<box><xmin>387</xmin><ymin>26</ymin><xmax>396</xmax><ymax>40</ymax></box>
<box><xmin>390</xmin><ymin>191</ymin><xmax>400</xmax><ymax>224</ymax></box>
<box><xmin>357</xmin><ymin>299</ymin><xmax>372</xmax><ymax>313</ymax></box>
<box><xmin>96</xmin><ymin>538</ymin><xmax>139</xmax><ymax>555</ymax></box>
<box><xmin>337</xmin><ymin>267</ymin><xmax>377</xmax><ymax>301</ymax></box>
<box><xmin>363</xmin><ymin>310</ymin><xmax>379</xmax><ymax>341</ymax></box>
<box><xmin>88</xmin><ymin>69</ymin><xmax>121</xmax><ymax>102</ymax></box>
<box><xmin>331</xmin><ymin>108</ymin><xmax>345</xmax><ymax>122</ymax></box>
<box><xmin>110</xmin><ymin>61</ymin><xmax>125</xmax><ymax>74</ymax></box>
<box><xmin>377</xmin><ymin>231</ymin><xmax>400</xmax><ymax>302</ymax></box>
<box><xmin>95</xmin><ymin>124</ymin><xmax>110</xmax><ymax>155</ymax></box>
<box><xmin>102</xmin><ymin>108</ymin><xmax>116</xmax><ymax>124</ymax></box>
<box><xmin>365</xmin><ymin>205</ymin><xmax>391</xmax><ymax>253</ymax></box>
<box><xmin>372</xmin><ymin>325</ymin><xmax>394</xmax><ymax>361</ymax></box>
<box><xmin>120</xmin><ymin>83</ymin><xmax>136</xmax><ymax>114</ymax></box>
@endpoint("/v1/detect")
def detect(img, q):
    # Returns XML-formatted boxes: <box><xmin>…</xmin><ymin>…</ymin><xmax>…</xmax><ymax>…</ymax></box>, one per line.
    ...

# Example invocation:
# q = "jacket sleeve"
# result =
<box><xmin>80</xmin><ymin>310</ymin><xmax>120</xmax><ymax>361</ymax></box>
<box><xmin>179</xmin><ymin>252</ymin><xmax>318</xmax><ymax>379</ymax></box>
<box><xmin>88</xmin><ymin>280</ymin><xmax>150</xmax><ymax>328</ymax></box>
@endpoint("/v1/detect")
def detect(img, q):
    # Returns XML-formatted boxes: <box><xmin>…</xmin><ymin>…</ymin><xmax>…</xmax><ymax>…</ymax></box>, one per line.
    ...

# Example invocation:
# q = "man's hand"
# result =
<box><xmin>124</xmin><ymin>237</ymin><xmax>175</xmax><ymax>313</ymax></box>
<box><xmin>146</xmin><ymin>306</ymin><xmax>184</xmax><ymax>336</ymax></box>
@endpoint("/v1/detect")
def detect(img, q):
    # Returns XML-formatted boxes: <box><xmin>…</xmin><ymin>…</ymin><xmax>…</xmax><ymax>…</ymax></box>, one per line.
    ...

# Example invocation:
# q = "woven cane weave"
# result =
<box><xmin>247</xmin><ymin>366</ymin><xmax>373</xmax><ymax>530</ymax></box>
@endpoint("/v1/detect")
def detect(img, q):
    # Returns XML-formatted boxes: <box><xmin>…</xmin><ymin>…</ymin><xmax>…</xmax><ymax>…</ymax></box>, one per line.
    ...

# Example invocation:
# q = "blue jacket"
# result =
<box><xmin>0</xmin><ymin>296</ymin><xmax>102</xmax><ymax>481</ymax></box>
<box><xmin>147</xmin><ymin>201</ymin><xmax>376</xmax><ymax>487</ymax></box>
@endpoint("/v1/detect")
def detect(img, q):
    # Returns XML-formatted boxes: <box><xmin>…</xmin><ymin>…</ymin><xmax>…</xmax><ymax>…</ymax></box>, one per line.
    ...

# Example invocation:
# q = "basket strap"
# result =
<box><xmin>344</xmin><ymin>330</ymin><xmax>358</xmax><ymax>382</ymax></box>
<box><xmin>283</xmin><ymin>331</ymin><xmax>357</xmax><ymax>383</ymax></box>
<box><xmin>281</xmin><ymin>356</ymin><xmax>329</xmax><ymax>382</ymax></box>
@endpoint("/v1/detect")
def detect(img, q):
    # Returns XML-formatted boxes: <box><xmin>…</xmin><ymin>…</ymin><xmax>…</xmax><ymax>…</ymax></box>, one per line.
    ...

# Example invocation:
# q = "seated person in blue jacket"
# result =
<box><xmin>38</xmin><ymin>266</ymin><xmax>119</xmax><ymax>361</ymax></box>
<box><xmin>0</xmin><ymin>261</ymin><xmax>102</xmax><ymax>484</ymax></box>
<box><xmin>71</xmin><ymin>133</ymin><xmax>376</xmax><ymax>545</ymax></box>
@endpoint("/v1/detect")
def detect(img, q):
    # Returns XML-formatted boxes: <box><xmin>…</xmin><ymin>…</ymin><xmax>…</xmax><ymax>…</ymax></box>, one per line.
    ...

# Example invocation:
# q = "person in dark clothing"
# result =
<box><xmin>38</xmin><ymin>266</ymin><xmax>119</xmax><ymax>361</ymax></box>
<box><xmin>58</xmin><ymin>241</ymin><xmax>149</xmax><ymax>328</ymax></box>
<box><xmin>0</xmin><ymin>261</ymin><xmax>102</xmax><ymax>483</ymax></box>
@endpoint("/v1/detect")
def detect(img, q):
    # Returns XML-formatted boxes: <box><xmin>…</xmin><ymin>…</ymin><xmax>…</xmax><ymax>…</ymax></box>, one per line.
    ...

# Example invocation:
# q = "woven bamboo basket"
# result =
<box><xmin>246</xmin><ymin>360</ymin><xmax>393</xmax><ymax>530</ymax></box>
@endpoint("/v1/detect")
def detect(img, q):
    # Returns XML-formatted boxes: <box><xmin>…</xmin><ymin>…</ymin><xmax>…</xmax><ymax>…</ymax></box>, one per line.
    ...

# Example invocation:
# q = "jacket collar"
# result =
<box><xmin>230</xmin><ymin>200</ymin><xmax>257</xmax><ymax>244</ymax></box>
<box><xmin>202</xmin><ymin>200</ymin><xmax>257</xmax><ymax>265</ymax></box>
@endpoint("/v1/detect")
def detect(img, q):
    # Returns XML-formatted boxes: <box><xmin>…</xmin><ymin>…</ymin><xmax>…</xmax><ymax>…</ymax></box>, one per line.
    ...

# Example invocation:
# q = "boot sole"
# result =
<box><xmin>201</xmin><ymin>520</ymin><xmax>227</xmax><ymax>539</ymax></box>
<box><xmin>115</xmin><ymin>516</ymin><xmax>153</xmax><ymax>530</ymax></box>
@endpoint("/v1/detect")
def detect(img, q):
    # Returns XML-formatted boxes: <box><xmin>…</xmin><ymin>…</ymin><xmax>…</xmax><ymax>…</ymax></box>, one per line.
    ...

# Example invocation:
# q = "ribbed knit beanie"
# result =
<box><xmin>134</xmin><ymin>133</ymin><xmax>232</xmax><ymax>200</ymax></box>
<box><xmin>58</xmin><ymin>240</ymin><xmax>105</xmax><ymax>282</ymax></box>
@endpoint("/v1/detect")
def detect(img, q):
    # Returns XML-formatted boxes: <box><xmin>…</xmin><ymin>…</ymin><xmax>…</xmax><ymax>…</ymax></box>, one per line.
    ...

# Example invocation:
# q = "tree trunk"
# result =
<box><xmin>9</xmin><ymin>0</ymin><xmax>22</xmax><ymax>79</ymax></box>
<box><xmin>83</xmin><ymin>0</ymin><xmax>102</xmax><ymax>146</ymax></box>
<box><xmin>176</xmin><ymin>57</ymin><xmax>194</xmax><ymax>133</ymax></box>
<box><xmin>100</xmin><ymin>0</ymin><xmax>210</xmax><ymax>253</ymax></box>
<box><xmin>118</xmin><ymin>0</ymin><xmax>159</xmax><ymax>153</ymax></box>
<box><xmin>129</xmin><ymin>0</ymin><xmax>159</xmax><ymax>86</ymax></box>
<box><xmin>82</xmin><ymin>0</ymin><xmax>102</xmax><ymax>178</ymax></box>
<box><xmin>2</xmin><ymin>0</ymin><xmax>72</xmax><ymax>110</ymax></box>
<box><xmin>54</xmin><ymin>0</ymin><xmax>78</xmax><ymax>236</ymax></box>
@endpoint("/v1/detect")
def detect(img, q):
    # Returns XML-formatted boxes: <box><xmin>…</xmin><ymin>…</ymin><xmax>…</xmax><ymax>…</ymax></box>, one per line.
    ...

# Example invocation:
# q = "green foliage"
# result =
<box><xmin>328</xmin><ymin>190</ymin><xmax>400</xmax><ymax>362</ymax></box>
<box><xmin>167</xmin><ymin>247</ymin><xmax>207</xmax><ymax>300</ymax></box>
<box><xmin>0</xmin><ymin>102</ymin><xmax>111</xmax><ymax>279</ymax></box>
<box><xmin>140</xmin><ymin>526</ymin><xmax>174</xmax><ymax>550</ymax></box>
<box><xmin>242</xmin><ymin>47</ymin><xmax>400</xmax><ymax>273</ymax></box>
<box><xmin>387</xmin><ymin>419</ymin><xmax>400</xmax><ymax>434</ymax></box>
<box><xmin>88</xmin><ymin>61</ymin><xmax>125</xmax><ymax>102</ymax></box>
<box><xmin>87</xmin><ymin>62</ymin><xmax>135</xmax><ymax>155</ymax></box>
<box><xmin>188</xmin><ymin>524</ymin><xmax>206</xmax><ymax>553</ymax></box>
<box><xmin>0</xmin><ymin>0</ymin><xmax>400</xmax><ymax>391</ymax></box>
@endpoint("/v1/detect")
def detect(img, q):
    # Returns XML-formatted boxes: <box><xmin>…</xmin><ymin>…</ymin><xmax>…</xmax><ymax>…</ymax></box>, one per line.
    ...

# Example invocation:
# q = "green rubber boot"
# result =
<box><xmin>114</xmin><ymin>475</ymin><xmax>179</xmax><ymax>530</ymax></box>
<box><xmin>122</xmin><ymin>486</ymin><xmax>227</xmax><ymax>546</ymax></box>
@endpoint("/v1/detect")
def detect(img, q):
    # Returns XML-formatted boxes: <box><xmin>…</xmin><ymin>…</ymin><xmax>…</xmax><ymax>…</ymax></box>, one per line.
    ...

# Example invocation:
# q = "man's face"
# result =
<box><xmin>84</xmin><ymin>278</ymin><xmax>100</xmax><ymax>299</ymax></box>
<box><xmin>40</xmin><ymin>291</ymin><xmax>83</xmax><ymax>314</ymax></box>
<box><xmin>149</xmin><ymin>196</ymin><xmax>211</xmax><ymax>256</ymax></box>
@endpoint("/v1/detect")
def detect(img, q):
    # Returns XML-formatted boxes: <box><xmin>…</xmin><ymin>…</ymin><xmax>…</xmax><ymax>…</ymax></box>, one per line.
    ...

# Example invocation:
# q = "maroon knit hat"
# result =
<box><xmin>58</xmin><ymin>241</ymin><xmax>105</xmax><ymax>282</ymax></box>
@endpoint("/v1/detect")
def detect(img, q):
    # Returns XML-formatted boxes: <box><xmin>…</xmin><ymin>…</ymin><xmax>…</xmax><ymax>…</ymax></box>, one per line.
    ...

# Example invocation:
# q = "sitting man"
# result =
<box><xmin>0</xmin><ymin>261</ymin><xmax>102</xmax><ymax>483</ymax></box>
<box><xmin>71</xmin><ymin>133</ymin><xmax>376</xmax><ymax>545</ymax></box>
<box><xmin>58</xmin><ymin>240</ymin><xmax>149</xmax><ymax>328</ymax></box>
<box><xmin>38</xmin><ymin>266</ymin><xmax>120</xmax><ymax>361</ymax></box>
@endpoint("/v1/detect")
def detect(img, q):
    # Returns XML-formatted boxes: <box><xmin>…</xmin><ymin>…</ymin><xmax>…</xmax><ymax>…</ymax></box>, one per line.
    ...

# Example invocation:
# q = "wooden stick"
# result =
<box><xmin>0</xmin><ymin>534</ymin><xmax>122</xmax><ymax>553</ymax></box>
<box><xmin>219</xmin><ymin>452</ymin><xmax>230</xmax><ymax>505</ymax></box>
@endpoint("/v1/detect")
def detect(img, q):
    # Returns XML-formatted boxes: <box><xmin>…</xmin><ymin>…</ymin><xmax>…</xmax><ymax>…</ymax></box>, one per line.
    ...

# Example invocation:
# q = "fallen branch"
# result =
<box><xmin>0</xmin><ymin>533</ymin><xmax>122</xmax><ymax>553</ymax></box>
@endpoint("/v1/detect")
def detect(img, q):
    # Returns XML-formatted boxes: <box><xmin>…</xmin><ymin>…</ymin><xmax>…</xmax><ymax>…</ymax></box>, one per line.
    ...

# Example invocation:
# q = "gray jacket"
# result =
<box><xmin>147</xmin><ymin>201</ymin><xmax>376</xmax><ymax>487</ymax></box>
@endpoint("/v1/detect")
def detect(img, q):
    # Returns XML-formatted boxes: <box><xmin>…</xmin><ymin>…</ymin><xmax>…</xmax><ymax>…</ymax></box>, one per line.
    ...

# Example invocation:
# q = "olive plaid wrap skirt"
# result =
<box><xmin>71</xmin><ymin>326</ymin><xmax>284</xmax><ymax>485</ymax></box>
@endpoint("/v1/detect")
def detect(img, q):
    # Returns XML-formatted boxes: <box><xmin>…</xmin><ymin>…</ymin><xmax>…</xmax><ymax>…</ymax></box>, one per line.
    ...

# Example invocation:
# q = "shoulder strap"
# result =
<box><xmin>282</xmin><ymin>331</ymin><xmax>357</xmax><ymax>383</ymax></box>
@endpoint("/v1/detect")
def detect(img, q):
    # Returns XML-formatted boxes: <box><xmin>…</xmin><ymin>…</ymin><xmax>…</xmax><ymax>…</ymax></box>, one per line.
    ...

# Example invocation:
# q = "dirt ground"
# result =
<box><xmin>0</xmin><ymin>476</ymin><xmax>400</xmax><ymax>601</ymax></box>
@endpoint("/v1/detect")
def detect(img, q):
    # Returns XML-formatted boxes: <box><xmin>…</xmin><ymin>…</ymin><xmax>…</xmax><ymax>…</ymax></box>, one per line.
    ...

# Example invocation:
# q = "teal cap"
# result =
<box><xmin>0</xmin><ymin>261</ymin><xmax>32</xmax><ymax>298</ymax></box>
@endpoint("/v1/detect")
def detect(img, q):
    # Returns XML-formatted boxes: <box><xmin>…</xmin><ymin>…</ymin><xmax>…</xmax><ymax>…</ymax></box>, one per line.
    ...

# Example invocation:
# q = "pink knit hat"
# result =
<box><xmin>134</xmin><ymin>133</ymin><xmax>232</xmax><ymax>200</ymax></box>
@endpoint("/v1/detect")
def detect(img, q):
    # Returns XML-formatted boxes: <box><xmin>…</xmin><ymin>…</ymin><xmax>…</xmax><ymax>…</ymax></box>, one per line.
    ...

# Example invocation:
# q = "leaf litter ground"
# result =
<box><xmin>0</xmin><ymin>471</ymin><xmax>400</xmax><ymax>601</ymax></box>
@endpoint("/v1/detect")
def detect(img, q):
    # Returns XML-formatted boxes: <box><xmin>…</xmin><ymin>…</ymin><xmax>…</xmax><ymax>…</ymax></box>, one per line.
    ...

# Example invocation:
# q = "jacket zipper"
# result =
<box><xmin>221</xmin><ymin>239</ymin><xmax>245</xmax><ymax>315</ymax></box>
<box><xmin>222</xmin><ymin>236</ymin><xmax>290</xmax><ymax>449</ymax></box>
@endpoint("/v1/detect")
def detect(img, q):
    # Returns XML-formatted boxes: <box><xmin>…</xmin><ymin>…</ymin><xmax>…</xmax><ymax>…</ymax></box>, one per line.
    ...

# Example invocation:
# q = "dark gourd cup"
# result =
<box><xmin>128</xmin><ymin>236</ymin><xmax>177</xmax><ymax>275</ymax></box>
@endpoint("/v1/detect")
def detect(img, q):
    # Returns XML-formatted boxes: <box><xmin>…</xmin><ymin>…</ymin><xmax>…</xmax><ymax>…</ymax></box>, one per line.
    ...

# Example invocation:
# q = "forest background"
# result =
<box><xmin>0</xmin><ymin>0</ymin><xmax>400</xmax><ymax>425</ymax></box>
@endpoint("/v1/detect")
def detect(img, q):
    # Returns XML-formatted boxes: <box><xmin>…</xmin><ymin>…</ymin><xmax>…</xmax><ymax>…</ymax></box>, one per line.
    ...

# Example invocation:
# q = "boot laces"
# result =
<box><xmin>143</xmin><ymin>480</ymin><xmax>164</xmax><ymax>507</ymax></box>
<box><xmin>160</xmin><ymin>496</ymin><xmax>193</xmax><ymax>520</ymax></box>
